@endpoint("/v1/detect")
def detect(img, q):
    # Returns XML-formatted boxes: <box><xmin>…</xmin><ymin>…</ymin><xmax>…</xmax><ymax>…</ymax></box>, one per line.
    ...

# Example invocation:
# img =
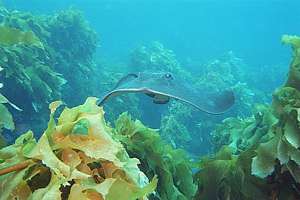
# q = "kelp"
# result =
<box><xmin>0</xmin><ymin>7</ymin><xmax>100</xmax><ymax>137</ymax></box>
<box><xmin>251</xmin><ymin>87</ymin><xmax>300</xmax><ymax>181</ymax></box>
<box><xmin>0</xmin><ymin>7</ymin><xmax>67</xmax><ymax>117</ymax></box>
<box><xmin>0</xmin><ymin>131</ymin><xmax>36</xmax><ymax>200</ymax></box>
<box><xmin>46</xmin><ymin>8</ymin><xmax>99</xmax><ymax>106</ymax></box>
<box><xmin>0</xmin><ymin>22</ymin><xmax>40</xmax><ymax>147</ymax></box>
<box><xmin>0</xmin><ymin>98</ymin><xmax>157</xmax><ymax>199</ymax></box>
<box><xmin>251</xmin><ymin>36</ymin><xmax>300</xmax><ymax>184</ymax></box>
<box><xmin>114</xmin><ymin>113</ymin><xmax>197</xmax><ymax>200</ymax></box>
<box><xmin>211</xmin><ymin>105</ymin><xmax>277</xmax><ymax>153</ymax></box>
<box><xmin>0</xmin><ymin>26</ymin><xmax>42</xmax><ymax>46</ymax></box>
<box><xmin>0</xmin><ymin>101</ymin><xmax>13</xmax><ymax>148</ymax></box>
<box><xmin>0</xmin><ymin>33</ymin><xmax>66</xmax><ymax>114</ymax></box>
<box><xmin>203</xmin><ymin>35</ymin><xmax>300</xmax><ymax>199</ymax></box>
<box><xmin>0</xmin><ymin>92</ymin><xmax>22</xmax><ymax>137</ymax></box>
<box><xmin>194</xmin><ymin>147</ymin><xmax>269</xmax><ymax>200</ymax></box>
<box><xmin>47</xmin><ymin>9</ymin><xmax>97</xmax><ymax>63</ymax></box>
<box><xmin>195</xmin><ymin>35</ymin><xmax>300</xmax><ymax>200</ymax></box>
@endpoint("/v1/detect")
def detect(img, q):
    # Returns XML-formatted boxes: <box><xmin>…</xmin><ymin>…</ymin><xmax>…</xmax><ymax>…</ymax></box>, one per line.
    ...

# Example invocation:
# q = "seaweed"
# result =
<box><xmin>0</xmin><ymin>98</ymin><xmax>157</xmax><ymax>199</ymax></box>
<box><xmin>0</xmin><ymin>7</ymin><xmax>66</xmax><ymax>115</ymax></box>
<box><xmin>114</xmin><ymin>113</ymin><xmax>197</xmax><ymax>200</ymax></box>
<box><xmin>1</xmin><ymin>4</ymin><xmax>300</xmax><ymax>200</ymax></box>
<box><xmin>251</xmin><ymin>35</ymin><xmax>300</xmax><ymax>184</ymax></box>
<box><xmin>46</xmin><ymin>8</ymin><xmax>99</xmax><ymax>106</ymax></box>
<box><xmin>0</xmin><ymin>22</ymin><xmax>42</xmax><ymax>146</ymax></box>
<box><xmin>0</xmin><ymin>101</ymin><xmax>13</xmax><ymax>148</ymax></box>
<box><xmin>194</xmin><ymin>147</ymin><xmax>269</xmax><ymax>200</ymax></box>
<box><xmin>0</xmin><ymin>26</ymin><xmax>42</xmax><ymax>46</ymax></box>
<box><xmin>211</xmin><ymin>105</ymin><xmax>277</xmax><ymax>153</ymax></box>
<box><xmin>0</xmin><ymin>7</ymin><xmax>99</xmax><ymax>136</ymax></box>
<box><xmin>199</xmin><ymin>35</ymin><xmax>300</xmax><ymax>200</ymax></box>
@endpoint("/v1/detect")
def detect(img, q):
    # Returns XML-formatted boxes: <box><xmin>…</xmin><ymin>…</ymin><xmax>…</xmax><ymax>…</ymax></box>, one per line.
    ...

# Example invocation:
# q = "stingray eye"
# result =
<box><xmin>164</xmin><ymin>73</ymin><xmax>173</xmax><ymax>80</ymax></box>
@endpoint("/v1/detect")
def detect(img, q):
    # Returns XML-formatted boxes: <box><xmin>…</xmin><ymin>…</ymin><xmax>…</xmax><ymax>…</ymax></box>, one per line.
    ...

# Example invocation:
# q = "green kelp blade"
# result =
<box><xmin>0</xmin><ymin>26</ymin><xmax>42</xmax><ymax>47</ymax></box>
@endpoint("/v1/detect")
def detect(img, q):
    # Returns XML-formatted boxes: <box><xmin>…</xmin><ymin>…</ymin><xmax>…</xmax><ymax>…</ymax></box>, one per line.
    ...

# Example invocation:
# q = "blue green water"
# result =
<box><xmin>3</xmin><ymin>0</ymin><xmax>299</xmax><ymax>67</ymax></box>
<box><xmin>1</xmin><ymin>0</ymin><xmax>299</xmax><ymax>155</ymax></box>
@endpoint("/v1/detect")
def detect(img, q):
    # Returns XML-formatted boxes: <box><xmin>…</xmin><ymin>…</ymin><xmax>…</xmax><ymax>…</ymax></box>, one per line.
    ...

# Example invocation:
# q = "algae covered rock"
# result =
<box><xmin>195</xmin><ymin>52</ymin><xmax>259</xmax><ymax>117</ymax></box>
<box><xmin>160</xmin><ymin>101</ymin><xmax>193</xmax><ymax>149</ymax></box>
<box><xmin>130</xmin><ymin>41</ymin><xmax>189</xmax><ymax>77</ymax></box>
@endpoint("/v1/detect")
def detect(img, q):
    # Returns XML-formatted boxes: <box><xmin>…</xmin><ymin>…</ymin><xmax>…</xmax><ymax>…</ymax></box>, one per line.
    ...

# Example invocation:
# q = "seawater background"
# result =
<box><xmin>2</xmin><ymin>0</ymin><xmax>300</xmax><ymax>155</ymax></box>
<box><xmin>2</xmin><ymin>0</ymin><xmax>300</xmax><ymax>67</ymax></box>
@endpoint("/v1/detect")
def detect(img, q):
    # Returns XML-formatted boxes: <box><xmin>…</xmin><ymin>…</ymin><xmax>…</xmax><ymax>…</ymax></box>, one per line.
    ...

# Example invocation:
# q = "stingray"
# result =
<box><xmin>97</xmin><ymin>71</ymin><xmax>235</xmax><ymax>114</ymax></box>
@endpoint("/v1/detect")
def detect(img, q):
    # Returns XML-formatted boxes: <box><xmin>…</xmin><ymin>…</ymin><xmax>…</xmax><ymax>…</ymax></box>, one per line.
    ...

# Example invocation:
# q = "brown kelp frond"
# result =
<box><xmin>0</xmin><ymin>98</ymin><xmax>157</xmax><ymax>200</ymax></box>
<box><xmin>114</xmin><ymin>112</ymin><xmax>197</xmax><ymax>200</ymax></box>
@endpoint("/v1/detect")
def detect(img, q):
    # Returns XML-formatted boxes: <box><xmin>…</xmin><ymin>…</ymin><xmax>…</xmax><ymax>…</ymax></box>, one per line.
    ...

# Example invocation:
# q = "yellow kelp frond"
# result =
<box><xmin>0</xmin><ymin>98</ymin><xmax>156</xmax><ymax>199</ymax></box>
<box><xmin>68</xmin><ymin>176</ymin><xmax>158</xmax><ymax>200</ymax></box>
<box><xmin>0</xmin><ymin>131</ymin><xmax>36</xmax><ymax>200</ymax></box>
<box><xmin>0</xmin><ymin>26</ymin><xmax>42</xmax><ymax>47</ymax></box>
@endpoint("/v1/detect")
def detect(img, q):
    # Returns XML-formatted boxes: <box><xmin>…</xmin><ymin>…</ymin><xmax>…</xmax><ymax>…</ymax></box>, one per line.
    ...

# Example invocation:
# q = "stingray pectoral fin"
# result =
<box><xmin>97</xmin><ymin>90</ymin><xmax>123</xmax><ymax>106</ymax></box>
<box><xmin>214</xmin><ymin>90</ymin><xmax>235</xmax><ymax>112</ymax></box>
<box><xmin>153</xmin><ymin>94</ymin><xmax>170</xmax><ymax>104</ymax></box>
<box><xmin>160</xmin><ymin>89</ymin><xmax>235</xmax><ymax>114</ymax></box>
<box><xmin>97</xmin><ymin>88</ymin><xmax>145</xmax><ymax>106</ymax></box>
<box><xmin>195</xmin><ymin>90</ymin><xmax>235</xmax><ymax>114</ymax></box>
<box><xmin>145</xmin><ymin>91</ymin><xmax>155</xmax><ymax>98</ymax></box>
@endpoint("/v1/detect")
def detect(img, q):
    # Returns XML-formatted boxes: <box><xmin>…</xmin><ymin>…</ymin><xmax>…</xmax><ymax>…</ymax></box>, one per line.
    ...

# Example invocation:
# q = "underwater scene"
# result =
<box><xmin>1</xmin><ymin>0</ymin><xmax>300</xmax><ymax>199</ymax></box>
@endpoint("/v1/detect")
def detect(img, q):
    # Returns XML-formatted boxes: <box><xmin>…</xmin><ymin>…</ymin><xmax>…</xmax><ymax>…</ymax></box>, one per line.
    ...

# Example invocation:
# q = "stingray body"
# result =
<box><xmin>97</xmin><ymin>71</ymin><xmax>235</xmax><ymax>114</ymax></box>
